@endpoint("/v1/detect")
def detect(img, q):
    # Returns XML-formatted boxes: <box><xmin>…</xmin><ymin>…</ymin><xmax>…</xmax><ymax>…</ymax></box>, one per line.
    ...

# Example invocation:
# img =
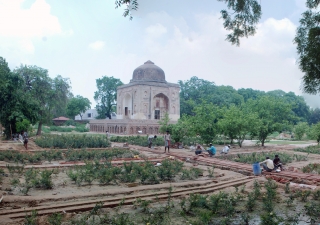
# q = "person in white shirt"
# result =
<box><xmin>221</xmin><ymin>145</ymin><xmax>230</xmax><ymax>154</ymax></box>
<box><xmin>164</xmin><ymin>131</ymin><xmax>171</xmax><ymax>153</ymax></box>
<box><xmin>260</xmin><ymin>157</ymin><xmax>274</xmax><ymax>172</ymax></box>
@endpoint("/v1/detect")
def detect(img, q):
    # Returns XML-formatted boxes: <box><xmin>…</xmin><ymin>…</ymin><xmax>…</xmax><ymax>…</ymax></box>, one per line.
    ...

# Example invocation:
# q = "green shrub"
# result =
<box><xmin>294</xmin><ymin>145</ymin><xmax>320</xmax><ymax>154</ymax></box>
<box><xmin>221</xmin><ymin>152</ymin><xmax>294</xmax><ymax>165</ymax></box>
<box><xmin>110</xmin><ymin>135</ymin><xmax>164</xmax><ymax>147</ymax></box>
<box><xmin>34</xmin><ymin>134</ymin><xmax>110</xmax><ymax>149</ymax></box>
<box><xmin>302</xmin><ymin>163</ymin><xmax>320</xmax><ymax>174</ymax></box>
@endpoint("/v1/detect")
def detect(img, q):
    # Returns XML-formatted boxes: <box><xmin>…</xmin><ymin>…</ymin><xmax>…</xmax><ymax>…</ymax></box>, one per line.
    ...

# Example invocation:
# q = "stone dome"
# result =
<box><xmin>131</xmin><ymin>60</ymin><xmax>166</xmax><ymax>83</ymax></box>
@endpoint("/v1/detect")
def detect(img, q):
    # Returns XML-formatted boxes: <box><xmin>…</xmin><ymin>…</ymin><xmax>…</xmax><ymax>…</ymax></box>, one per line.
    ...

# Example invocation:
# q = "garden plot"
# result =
<box><xmin>3</xmin><ymin>178</ymin><xmax>320</xmax><ymax>225</ymax></box>
<box><xmin>0</xmin><ymin>158</ymin><xmax>228</xmax><ymax>211</ymax></box>
<box><xmin>0</xmin><ymin>148</ymin><xmax>144</xmax><ymax>169</ymax></box>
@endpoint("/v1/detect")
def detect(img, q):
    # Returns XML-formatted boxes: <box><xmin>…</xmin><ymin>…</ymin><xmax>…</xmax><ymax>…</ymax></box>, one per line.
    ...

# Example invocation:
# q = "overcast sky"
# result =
<box><xmin>1</xmin><ymin>0</ymin><xmax>320</xmax><ymax>108</ymax></box>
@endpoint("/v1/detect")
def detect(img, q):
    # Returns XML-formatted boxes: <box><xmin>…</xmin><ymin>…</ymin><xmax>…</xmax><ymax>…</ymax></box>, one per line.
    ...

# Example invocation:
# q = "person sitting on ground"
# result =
<box><xmin>259</xmin><ymin>156</ymin><xmax>274</xmax><ymax>172</ymax></box>
<box><xmin>273</xmin><ymin>155</ymin><xmax>283</xmax><ymax>171</ymax></box>
<box><xmin>221</xmin><ymin>145</ymin><xmax>231</xmax><ymax>154</ymax></box>
<box><xmin>148</xmin><ymin>135</ymin><xmax>157</xmax><ymax>148</ymax></box>
<box><xmin>195</xmin><ymin>144</ymin><xmax>203</xmax><ymax>155</ymax></box>
<box><xmin>206</xmin><ymin>143</ymin><xmax>216</xmax><ymax>157</ymax></box>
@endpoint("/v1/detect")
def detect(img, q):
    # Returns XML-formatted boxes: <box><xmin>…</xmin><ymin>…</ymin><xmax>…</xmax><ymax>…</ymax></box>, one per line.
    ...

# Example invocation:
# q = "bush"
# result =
<box><xmin>110</xmin><ymin>135</ymin><xmax>164</xmax><ymax>147</ymax></box>
<box><xmin>34</xmin><ymin>134</ymin><xmax>110</xmax><ymax>149</ymax></box>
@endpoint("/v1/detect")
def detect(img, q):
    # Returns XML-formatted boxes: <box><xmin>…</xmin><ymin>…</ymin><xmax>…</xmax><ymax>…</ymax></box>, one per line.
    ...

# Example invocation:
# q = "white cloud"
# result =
<box><xmin>137</xmin><ymin>12</ymin><xmax>303</xmax><ymax>95</ymax></box>
<box><xmin>145</xmin><ymin>23</ymin><xmax>167</xmax><ymax>38</ymax></box>
<box><xmin>0</xmin><ymin>0</ymin><xmax>64</xmax><ymax>65</ymax></box>
<box><xmin>0</xmin><ymin>0</ymin><xmax>62</xmax><ymax>38</ymax></box>
<box><xmin>88</xmin><ymin>41</ymin><xmax>105</xmax><ymax>50</ymax></box>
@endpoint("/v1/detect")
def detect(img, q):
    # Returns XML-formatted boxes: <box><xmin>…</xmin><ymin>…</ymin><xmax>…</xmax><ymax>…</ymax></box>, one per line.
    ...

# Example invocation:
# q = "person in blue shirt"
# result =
<box><xmin>206</xmin><ymin>143</ymin><xmax>216</xmax><ymax>157</ymax></box>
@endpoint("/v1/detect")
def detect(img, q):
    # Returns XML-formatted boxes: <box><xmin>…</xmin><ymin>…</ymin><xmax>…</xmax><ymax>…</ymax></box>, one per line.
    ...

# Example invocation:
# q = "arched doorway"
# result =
<box><xmin>153</xmin><ymin>93</ymin><xmax>169</xmax><ymax>120</ymax></box>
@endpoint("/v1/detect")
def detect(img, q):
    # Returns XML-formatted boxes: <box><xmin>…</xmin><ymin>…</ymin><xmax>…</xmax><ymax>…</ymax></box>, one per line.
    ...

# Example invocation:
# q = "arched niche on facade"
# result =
<box><xmin>123</xmin><ymin>93</ymin><xmax>132</xmax><ymax>118</ymax></box>
<box><xmin>153</xmin><ymin>93</ymin><xmax>169</xmax><ymax>120</ymax></box>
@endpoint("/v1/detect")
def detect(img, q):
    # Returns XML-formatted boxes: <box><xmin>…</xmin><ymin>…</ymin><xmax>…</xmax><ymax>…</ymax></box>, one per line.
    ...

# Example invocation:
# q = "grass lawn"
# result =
<box><xmin>266</xmin><ymin>140</ymin><xmax>314</xmax><ymax>145</ymax></box>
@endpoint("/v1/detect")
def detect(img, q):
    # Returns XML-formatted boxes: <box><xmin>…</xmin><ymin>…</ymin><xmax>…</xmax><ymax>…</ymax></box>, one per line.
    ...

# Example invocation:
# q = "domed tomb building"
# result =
<box><xmin>89</xmin><ymin>60</ymin><xmax>180</xmax><ymax>134</ymax></box>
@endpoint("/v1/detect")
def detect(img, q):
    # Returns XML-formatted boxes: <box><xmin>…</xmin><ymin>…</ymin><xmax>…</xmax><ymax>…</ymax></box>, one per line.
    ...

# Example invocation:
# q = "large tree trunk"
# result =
<box><xmin>37</xmin><ymin>121</ymin><xmax>42</xmax><ymax>135</ymax></box>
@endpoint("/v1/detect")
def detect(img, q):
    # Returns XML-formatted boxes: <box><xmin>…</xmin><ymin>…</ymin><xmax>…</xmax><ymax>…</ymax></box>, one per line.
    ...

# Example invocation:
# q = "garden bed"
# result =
<box><xmin>217</xmin><ymin>151</ymin><xmax>309</xmax><ymax>165</ymax></box>
<box><xmin>5</xmin><ymin>178</ymin><xmax>320</xmax><ymax>225</ymax></box>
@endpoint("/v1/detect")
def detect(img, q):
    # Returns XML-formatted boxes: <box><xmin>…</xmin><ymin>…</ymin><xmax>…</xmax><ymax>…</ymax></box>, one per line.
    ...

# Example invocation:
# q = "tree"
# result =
<box><xmin>247</xmin><ymin>96</ymin><xmax>293</xmax><ymax>146</ymax></box>
<box><xmin>51</xmin><ymin>75</ymin><xmax>73</xmax><ymax>118</ymax></box>
<box><xmin>188</xmin><ymin>102</ymin><xmax>222</xmax><ymax>144</ymax></box>
<box><xmin>94</xmin><ymin>76</ymin><xmax>123</xmax><ymax>119</ymax></box>
<box><xmin>309</xmin><ymin>108</ymin><xmax>320</xmax><ymax>124</ymax></box>
<box><xmin>158</xmin><ymin>112</ymin><xmax>170</xmax><ymax>133</ymax></box>
<box><xmin>168</xmin><ymin>115</ymin><xmax>193</xmax><ymax>143</ymax></box>
<box><xmin>179</xmin><ymin>76</ymin><xmax>243</xmax><ymax>116</ymax></box>
<box><xmin>237</xmin><ymin>88</ymin><xmax>265</xmax><ymax>102</ymax></box>
<box><xmin>67</xmin><ymin>95</ymin><xmax>91</xmax><ymax>120</ymax></box>
<box><xmin>14</xmin><ymin>65</ymin><xmax>71</xmax><ymax>135</ymax></box>
<box><xmin>0</xmin><ymin>57</ymin><xmax>24</xmax><ymax>138</ymax></box>
<box><xmin>294</xmin><ymin>122</ymin><xmax>309</xmax><ymax>140</ymax></box>
<box><xmin>308</xmin><ymin>122</ymin><xmax>320</xmax><ymax>144</ymax></box>
<box><xmin>16</xmin><ymin>119</ymin><xmax>31</xmax><ymax>133</ymax></box>
<box><xmin>294</xmin><ymin>0</ymin><xmax>320</xmax><ymax>94</ymax></box>
<box><xmin>218</xmin><ymin>104</ymin><xmax>261</xmax><ymax>147</ymax></box>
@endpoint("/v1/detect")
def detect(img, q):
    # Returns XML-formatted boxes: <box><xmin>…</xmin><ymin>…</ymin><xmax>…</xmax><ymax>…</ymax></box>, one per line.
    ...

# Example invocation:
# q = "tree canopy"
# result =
<box><xmin>13</xmin><ymin>65</ymin><xmax>72</xmax><ymax>135</ymax></box>
<box><xmin>94</xmin><ymin>76</ymin><xmax>123</xmax><ymax>119</ymax></box>
<box><xmin>0</xmin><ymin>57</ymin><xmax>72</xmax><ymax>138</ymax></box>
<box><xmin>67</xmin><ymin>95</ymin><xmax>91</xmax><ymax>120</ymax></box>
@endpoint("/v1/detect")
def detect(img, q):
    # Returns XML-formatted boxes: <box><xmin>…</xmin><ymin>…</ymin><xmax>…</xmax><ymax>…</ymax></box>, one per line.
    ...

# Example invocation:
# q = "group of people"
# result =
<box><xmin>259</xmin><ymin>155</ymin><xmax>283</xmax><ymax>172</ymax></box>
<box><xmin>195</xmin><ymin>144</ymin><xmax>231</xmax><ymax>157</ymax></box>
<box><xmin>12</xmin><ymin>131</ymin><xmax>28</xmax><ymax>150</ymax></box>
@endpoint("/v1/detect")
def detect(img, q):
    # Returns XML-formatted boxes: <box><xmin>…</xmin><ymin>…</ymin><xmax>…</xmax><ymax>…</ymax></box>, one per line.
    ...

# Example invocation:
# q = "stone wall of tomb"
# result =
<box><xmin>117</xmin><ymin>84</ymin><xmax>180</xmax><ymax>121</ymax></box>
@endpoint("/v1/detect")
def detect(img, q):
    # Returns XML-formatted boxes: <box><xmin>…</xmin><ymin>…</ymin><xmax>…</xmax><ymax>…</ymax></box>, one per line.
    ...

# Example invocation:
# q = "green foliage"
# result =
<box><xmin>33</xmin><ymin>170</ymin><xmax>54</xmax><ymax>189</ymax></box>
<box><xmin>188</xmin><ymin>102</ymin><xmax>222</xmax><ymax>144</ymax></box>
<box><xmin>304</xmin><ymin>201</ymin><xmax>320</xmax><ymax>224</ymax></box>
<box><xmin>294</xmin><ymin>145</ymin><xmax>320</xmax><ymax>154</ymax></box>
<box><xmin>309</xmin><ymin>108</ymin><xmax>320</xmax><ymax>124</ymax></box>
<box><xmin>179</xmin><ymin>77</ymin><xmax>244</xmax><ymax>116</ymax></box>
<box><xmin>16</xmin><ymin>119</ymin><xmax>31</xmax><ymax>133</ymax></box>
<box><xmin>222</xmin><ymin>152</ymin><xmax>294</xmax><ymax>165</ymax></box>
<box><xmin>158</xmin><ymin>112</ymin><xmax>170</xmax><ymax>134</ymax></box>
<box><xmin>294</xmin><ymin>122</ymin><xmax>309</xmax><ymax>140</ymax></box>
<box><xmin>302</xmin><ymin>163</ymin><xmax>320</xmax><ymax>174</ymax></box>
<box><xmin>247</xmin><ymin>96</ymin><xmax>294</xmax><ymax>146</ymax></box>
<box><xmin>24</xmin><ymin>210</ymin><xmax>38</xmax><ymax>225</ymax></box>
<box><xmin>34</xmin><ymin>134</ymin><xmax>110</xmax><ymax>149</ymax></box>
<box><xmin>66</xmin><ymin>95</ymin><xmax>91</xmax><ymax>119</ymax></box>
<box><xmin>294</xmin><ymin>0</ymin><xmax>320</xmax><ymax>94</ymax></box>
<box><xmin>14</xmin><ymin>65</ymin><xmax>71</xmax><ymax>135</ymax></box>
<box><xmin>110</xmin><ymin>135</ymin><xmax>164</xmax><ymax>147</ymax></box>
<box><xmin>94</xmin><ymin>76</ymin><xmax>123</xmax><ymax>119</ymax></box>
<box><xmin>48</xmin><ymin>213</ymin><xmax>62</xmax><ymax>225</ymax></box>
<box><xmin>218</xmin><ymin>104</ymin><xmax>261</xmax><ymax>147</ymax></box>
<box><xmin>218</xmin><ymin>0</ymin><xmax>262</xmax><ymax>46</ymax></box>
<box><xmin>67</xmin><ymin>159</ymin><xmax>185</xmax><ymax>186</ymax></box>
<box><xmin>308</xmin><ymin>122</ymin><xmax>320</xmax><ymax>144</ymax></box>
<box><xmin>0</xmin><ymin>57</ymin><xmax>34</xmax><ymax>139</ymax></box>
<box><xmin>47</xmin><ymin>124</ymin><xmax>89</xmax><ymax>133</ymax></box>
